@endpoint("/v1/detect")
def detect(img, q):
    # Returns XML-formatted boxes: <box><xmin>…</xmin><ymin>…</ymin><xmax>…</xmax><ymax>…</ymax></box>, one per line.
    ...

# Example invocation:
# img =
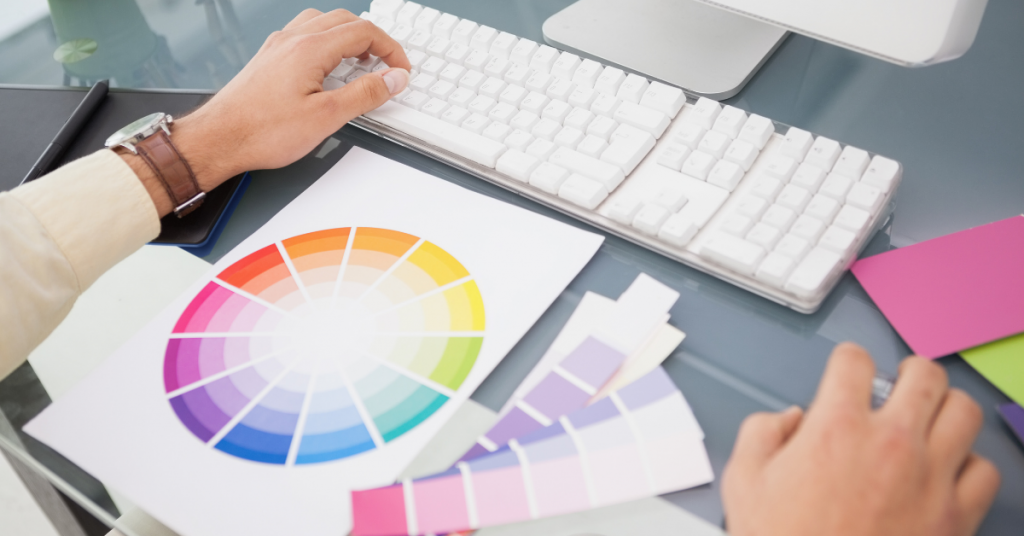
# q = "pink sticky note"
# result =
<box><xmin>851</xmin><ymin>215</ymin><xmax>1024</xmax><ymax>359</ymax></box>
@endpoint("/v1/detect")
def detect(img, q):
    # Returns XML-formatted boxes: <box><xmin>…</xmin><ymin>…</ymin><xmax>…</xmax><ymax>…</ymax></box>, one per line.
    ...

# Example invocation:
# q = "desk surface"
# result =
<box><xmin>0</xmin><ymin>0</ymin><xmax>1022</xmax><ymax>534</ymax></box>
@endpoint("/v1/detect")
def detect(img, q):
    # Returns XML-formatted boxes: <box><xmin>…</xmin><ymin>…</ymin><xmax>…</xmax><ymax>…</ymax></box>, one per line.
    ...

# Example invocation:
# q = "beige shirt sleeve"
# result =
<box><xmin>0</xmin><ymin>150</ymin><xmax>161</xmax><ymax>380</ymax></box>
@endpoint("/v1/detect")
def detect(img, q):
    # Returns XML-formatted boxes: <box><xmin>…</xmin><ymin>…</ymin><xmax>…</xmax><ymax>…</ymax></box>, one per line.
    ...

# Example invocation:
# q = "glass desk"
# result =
<box><xmin>1</xmin><ymin>0</ymin><xmax>1022</xmax><ymax>534</ymax></box>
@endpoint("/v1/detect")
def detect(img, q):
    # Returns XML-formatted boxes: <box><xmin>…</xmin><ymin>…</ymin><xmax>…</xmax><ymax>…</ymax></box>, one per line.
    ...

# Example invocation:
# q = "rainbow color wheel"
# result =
<box><xmin>163</xmin><ymin>228</ymin><xmax>485</xmax><ymax>465</ymax></box>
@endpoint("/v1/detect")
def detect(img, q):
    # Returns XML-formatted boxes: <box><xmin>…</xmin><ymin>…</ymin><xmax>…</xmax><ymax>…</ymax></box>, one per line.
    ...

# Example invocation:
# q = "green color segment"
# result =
<box><xmin>961</xmin><ymin>333</ymin><xmax>1024</xmax><ymax>407</ymax></box>
<box><xmin>429</xmin><ymin>337</ymin><xmax>483</xmax><ymax>390</ymax></box>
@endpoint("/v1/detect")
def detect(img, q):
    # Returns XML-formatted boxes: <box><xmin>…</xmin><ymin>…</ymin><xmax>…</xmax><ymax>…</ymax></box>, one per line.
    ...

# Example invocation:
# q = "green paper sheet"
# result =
<box><xmin>961</xmin><ymin>333</ymin><xmax>1024</xmax><ymax>407</ymax></box>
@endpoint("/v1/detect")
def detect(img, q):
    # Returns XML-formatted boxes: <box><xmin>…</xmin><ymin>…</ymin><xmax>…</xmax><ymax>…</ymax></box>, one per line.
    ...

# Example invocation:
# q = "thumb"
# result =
<box><xmin>320</xmin><ymin>68</ymin><xmax>409</xmax><ymax>124</ymax></box>
<box><xmin>729</xmin><ymin>406</ymin><xmax>804</xmax><ymax>472</ymax></box>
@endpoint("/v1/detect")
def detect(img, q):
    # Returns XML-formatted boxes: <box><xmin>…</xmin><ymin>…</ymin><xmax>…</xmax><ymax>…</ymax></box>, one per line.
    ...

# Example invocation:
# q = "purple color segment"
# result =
<box><xmin>207</xmin><ymin>370</ymin><xmax>262</xmax><ymax>414</ymax></box>
<box><xmin>517</xmin><ymin>421</ymin><xmax>566</xmax><ymax>446</ymax></box>
<box><xmin>460</xmin><ymin>443</ymin><xmax>492</xmax><ymax>462</ymax></box>
<box><xmin>522</xmin><ymin>373</ymin><xmax>592</xmax><ymax>419</ymax></box>
<box><xmin>467</xmin><ymin>448</ymin><xmax>519</xmax><ymax>472</ymax></box>
<box><xmin>567</xmin><ymin>397</ymin><xmax>620</xmax><ymax>429</ymax></box>
<box><xmin>416</xmin><ymin>467</ymin><xmax>462</xmax><ymax>482</ymax></box>
<box><xmin>483</xmin><ymin>407</ymin><xmax>547</xmax><ymax>446</ymax></box>
<box><xmin>558</xmin><ymin>337</ymin><xmax>626</xmax><ymax>390</ymax></box>
<box><xmin>617</xmin><ymin>367</ymin><xmax>676</xmax><ymax>410</ymax></box>
<box><xmin>198</xmin><ymin>338</ymin><xmax>228</xmax><ymax>378</ymax></box>
<box><xmin>998</xmin><ymin>403</ymin><xmax>1024</xmax><ymax>447</ymax></box>
<box><xmin>171</xmin><ymin>380</ymin><xmax>239</xmax><ymax>441</ymax></box>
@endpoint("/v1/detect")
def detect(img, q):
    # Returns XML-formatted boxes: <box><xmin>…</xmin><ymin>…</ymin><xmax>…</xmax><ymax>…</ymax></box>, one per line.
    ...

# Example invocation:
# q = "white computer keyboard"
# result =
<box><xmin>331</xmin><ymin>0</ymin><xmax>903</xmax><ymax>313</ymax></box>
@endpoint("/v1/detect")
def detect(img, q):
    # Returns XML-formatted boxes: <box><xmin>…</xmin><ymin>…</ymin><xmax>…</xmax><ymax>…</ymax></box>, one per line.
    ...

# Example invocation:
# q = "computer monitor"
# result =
<box><xmin>543</xmin><ymin>0</ymin><xmax>988</xmax><ymax>99</ymax></box>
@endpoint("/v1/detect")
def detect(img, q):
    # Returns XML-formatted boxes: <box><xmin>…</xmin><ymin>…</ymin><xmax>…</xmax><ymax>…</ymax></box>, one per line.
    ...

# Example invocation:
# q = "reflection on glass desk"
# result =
<box><xmin>1</xmin><ymin>0</ymin><xmax>1023</xmax><ymax>535</ymax></box>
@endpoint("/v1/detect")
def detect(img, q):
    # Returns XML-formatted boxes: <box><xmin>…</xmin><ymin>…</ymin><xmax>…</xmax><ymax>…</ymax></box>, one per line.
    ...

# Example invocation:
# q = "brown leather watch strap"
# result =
<box><xmin>134</xmin><ymin>130</ymin><xmax>205</xmax><ymax>217</ymax></box>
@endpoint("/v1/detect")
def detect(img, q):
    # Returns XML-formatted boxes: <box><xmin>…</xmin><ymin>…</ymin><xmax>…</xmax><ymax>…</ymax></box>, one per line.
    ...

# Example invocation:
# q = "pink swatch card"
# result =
<box><xmin>851</xmin><ymin>215</ymin><xmax>1024</xmax><ymax>359</ymax></box>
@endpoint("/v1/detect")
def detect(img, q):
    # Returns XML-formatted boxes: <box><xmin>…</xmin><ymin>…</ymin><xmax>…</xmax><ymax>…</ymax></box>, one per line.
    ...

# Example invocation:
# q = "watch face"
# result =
<box><xmin>105</xmin><ymin>112</ymin><xmax>166</xmax><ymax>147</ymax></box>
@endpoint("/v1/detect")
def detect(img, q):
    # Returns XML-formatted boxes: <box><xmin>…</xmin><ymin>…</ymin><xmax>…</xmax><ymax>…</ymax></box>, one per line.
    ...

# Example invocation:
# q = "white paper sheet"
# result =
<box><xmin>24</xmin><ymin>148</ymin><xmax>603</xmax><ymax>536</ymax></box>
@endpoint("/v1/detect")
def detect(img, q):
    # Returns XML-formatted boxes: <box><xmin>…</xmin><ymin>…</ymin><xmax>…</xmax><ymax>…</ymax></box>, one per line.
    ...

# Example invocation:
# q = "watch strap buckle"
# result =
<box><xmin>174</xmin><ymin>192</ymin><xmax>206</xmax><ymax>218</ymax></box>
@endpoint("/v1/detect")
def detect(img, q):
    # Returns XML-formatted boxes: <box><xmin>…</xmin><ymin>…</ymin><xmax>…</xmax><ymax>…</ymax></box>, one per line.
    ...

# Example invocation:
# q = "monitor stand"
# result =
<box><xmin>542</xmin><ymin>0</ymin><xmax>788</xmax><ymax>100</ymax></box>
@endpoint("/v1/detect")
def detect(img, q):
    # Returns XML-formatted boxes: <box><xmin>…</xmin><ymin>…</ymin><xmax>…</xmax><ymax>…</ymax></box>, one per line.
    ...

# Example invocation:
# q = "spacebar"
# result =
<box><xmin>364</xmin><ymin>102</ymin><xmax>508</xmax><ymax>168</ymax></box>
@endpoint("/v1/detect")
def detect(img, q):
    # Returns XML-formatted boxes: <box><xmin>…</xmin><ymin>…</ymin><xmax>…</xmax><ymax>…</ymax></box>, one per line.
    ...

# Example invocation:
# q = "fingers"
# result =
<box><xmin>727</xmin><ymin>406</ymin><xmax>804</xmax><ymax>473</ymax></box>
<box><xmin>316</xmin><ymin>68</ymin><xmax>409</xmax><ymax>125</ymax></box>
<box><xmin>928</xmin><ymin>389</ymin><xmax>983</xmax><ymax>476</ymax></box>
<box><xmin>883</xmin><ymin>356</ymin><xmax>948</xmax><ymax>436</ymax></box>
<box><xmin>293</xmin><ymin>9</ymin><xmax>361</xmax><ymax>35</ymax></box>
<box><xmin>315</xmin><ymin>19</ymin><xmax>412</xmax><ymax>72</ymax></box>
<box><xmin>283</xmin><ymin>8</ymin><xmax>323</xmax><ymax>31</ymax></box>
<box><xmin>955</xmin><ymin>454</ymin><xmax>1000</xmax><ymax>535</ymax></box>
<box><xmin>811</xmin><ymin>342</ymin><xmax>876</xmax><ymax>414</ymax></box>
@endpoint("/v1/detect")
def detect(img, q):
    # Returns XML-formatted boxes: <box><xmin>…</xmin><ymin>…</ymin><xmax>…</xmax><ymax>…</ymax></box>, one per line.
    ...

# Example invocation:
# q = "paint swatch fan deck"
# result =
<box><xmin>24</xmin><ymin>149</ymin><xmax>604</xmax><ymax>536</ymax></box>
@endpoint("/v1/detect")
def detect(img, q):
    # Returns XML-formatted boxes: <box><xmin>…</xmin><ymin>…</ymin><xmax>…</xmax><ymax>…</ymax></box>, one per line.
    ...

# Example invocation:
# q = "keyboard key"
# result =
<box><xmin>707</xmin><ymin>160</ymin><xmax>744</xmax><ymax>191</ymax></box>
<box><xmin>484</xmin><ymin>57</ymin><xmax>511</xmax><ymax>79</ymax></box>
<box><xmin>614</xmin><ymin>101</ymin><xmax>670</xmax><ymax>138</ymax></box>
<box><xmin>433</xmin><ymin>13</ymin><xmax>459</xmax><ymax>38</ymax></box>
<box><xmin>421</xmin><ymin>97</ymin><xmax>449</xmax><ymax>118</ymax></box>
<box><xmin>790</xmin><ymin>163</ymin><xmax>827</xmax><ymax>191</ymax></box>
<box><xmin>488</xmin><ymin>102</ymin><xmax>518</xmax><ymax>124</ymax></box>
<box><xmin>468</xmin><ymin>95</ymin><xmax>496</xmax><ymax>115</ymax></box>
<box><xmin>687</xmin><ymin>97</ymin><xmax>721</xmax><ymax>129</ymax></box>
<box><xmin>530</xmin><ymin>46</ymin><xmax>560</xmax><ymax>73</ymax></box>
<box><xmin>764</xmin><ymin>155</ymin><xmax>798</xmax><ymax>181</ymax></box>
<box><xmin>572</xmin><ymin>59</ymin><xmax>603</xmax><ymax>88</ymax></box>
<box><xmin>712</xmin><ymin>106</ymin><xmax>747</xmax><ymax>139</ymax></box>
<box><xmin>698</xmin><ymin>131</ymin><xmax>731</xmax><ymax>158</ymax></box>
<box><xmin>577</xmin><ymin>135</ymin><xmax>608</xmax><ymax>158</ymax></box>
<box><xmin>658</xmin><ymin>144</ymin><xmax>691</xmax><ymax>171</ymax></box>
<box><xmin>861</xmin><ymin>156</ymin><xmax>900</xmax><ymax>193</ymax></box>
<box><xmin>568</xmin><ymin>87</ymin><xmax>599</xmax><ymax>109</ymax></box>
<box><xmin>819</xmin><ymin>225</ymin><xmax>857</xmax><ymax>255</ymax></box>
<box><xmin>323</xmin><ymin>77</ymin><xmax>345</xmax><ymax>91</ymax></box>
<box><xmin>658</xmin><ymin>214</ymin><xmax>699</xmax><ymax>246</ymax></box>
<box><xmin>833</xmin><ymin>205</ymin><xmax>871</xmax><ymax>234</ymax></box>
<box><xmin>738</xmin><ymin>114</ymin><xmax>774</xmax><ymax>149</ymax></box>
<box><xmin>504</xmin><ymin>129</ymin><xmax>534</xmax><ymax>151</ymax></box>
<box><xmin>414</xmin><ymin>7</ymin><xmax>441</xmax><ymax>30</ymax></box>
<box><xmin>426</xmin><ymin>36</ymin><xmax>452</xmax><ymax>57</ymax></box>
<box><xmin>591</xmin><ymin>93</ymin><xmax>621</xmax><ymax>117</ymax></box>
<box><xmin>440</xmin><ymin>105</ymin><xmax>470</xmax><ymax>126</ymax></box>
<box><xmin>400</xmin><ymin>90</ymin><xmax>429</xmax><ymax>110</ymax></box>
<box><xmin>451</xmin><ymin>19</ymin><xmax>479</xmax><ymax>44</ymax></box>
<box><xmin>428</xmin><ymin>80</ymin><xmax>456</xmax><ymax>100</ymax></box>
<box><xmin>529</xmin><ymin>162</ymin><xmax>570</xmax><ymax>193</ymax></box>
<box><xmin>564</xmin><ymin>108</ymin><xmax>595</xmax><ymax>131</ymax></box>
<box><xmin>632</xmin><ymin>203</ymin><xmax>671</xmax><ymax>235</ymax></box>
<box><xmin>681</xmin><ymin>151</ymin><xmax>716</xmax><ymax>180</ymax></box>
<box><xmin>410</xmin><ymin>73</ymin><xmax>436</xmax><ymax>92</ymax></box>
<box><xmin>526</xmin><ymin>138</ymin><xmax>557</xmax><ymax>159</ymax></box>
<box><xmin>736</xmin><ymin>196</ymin><xmax>769</xmax><ymax>219</ymax></box>
<box><xmin>520</xmin><ymin>91</ymin><xmax>550</xmax><ymax>115</ymax></box>
<box><xmin>458</xmin><ymin>69</ymin><xmax>486</xmax><ymax>91</ymax></box>
<box><xmin>490</xmin><ymin>32</ymin><xmax>518</xmax><ymax>59</ymax></box>
<box><xmin>558</xmin><ymin>174</ymin><xmax>608</xmax><ymax>209</ymax></box>
<box><xmin>607</xmin><ymin>196</ymin><xmax>643</xmax><ymax>224</ymax></box>
<box><xmin>395</xmin><ymin>2</ymin><xmax>422</xmax><ymax>25</ymax></box>
<box><xmin>461</xmin><ymin>113</ymin><xmax>490</xmax><ymax>134</ymax></box>
<box><xmin>803</xmin><ymin>194</ymin><xmax>841</xmax><ymax>223</ymax></box>
<box><xmin>390</xmin><ymin>24</ymin><xmax>414</xmax><ymax>46</ymax></box>
<box><xmin>845</xmin><ymin>182</ymin><xmax>883</xmax><ymax>212</ymax></box>
<box><xmin>510</xmin><ymin>39</ymin><xmax>539</xmax><ymax>65</ymax></box>
<box><xmin>509</xmin><ymin>110</ymin><xmax>540</xmax><ymax>131</ymax></box>
<box><xmin>775</xmin><ymin>233</ymin><xmax>810</xmax><ymax>260</ymax></box>
<box><xmin>804</xmin><ymin>137</ymin><xmax>841</xmax><ymax>170</ymax></box>
<box><xmin>525</xmin><ymin>72</ymin><xmax>553</xmax><ymax>94</ymax></box>
<box><xmin>833</xmin><ymin>146</ymin><xmax>870</xmax><ymax>178</ymax></box>
<box><xmin>479</xmin><ymin>77</ymin><xmax>507</xmax><ymax>98</ymax></box>
<box><xmin>586</xmin><ymin>115</ymin><xmax>618</xmax><ymax>140</ymax></box>
<box><xmin>721</xmin><ymin>214</ymin><xmax>754</xmax><ymax>236</ymax></box>
<box><xmin>329</xmin><ymin>63</ymin><xmax>355</xmax><ymax>80</ymax></box>
<box><xmin>756</xmin><ymin>252</ymin><xmax>796</xmax><ymax>287</ymax></box>
<box><xmin>785</xmin><ymin>248</ymin><xmax>842</xmax><ymax>298</ymax></box>
<box><xmin>496</xmin><ymin>150</ymin><xmax>541</xmax><ymax>182</ymax></box>
<box><xmin>355</xmin><ymin>55</ymin><xmax>381</xmax><ymax>71</ymax></box>
<box><xmin>819</xmin><ymin>173</ymin><xmax>854</xmax><ymax>200</ymax></box>
<box><xmin>439</xmin><ymin>63</ymin><xmax>466</xmax><ymax>83</ymax></box>
<box><xmin>640</xmin><ymin>82</ymin><xmax>686</xmax><ymax>118</ymax></box>
<box><xmin>365</xmin><ymin>102</ymin><xmax>507</xmax><ymax>167</ymax></box>
<box><xmin>651</xmin><ymin>188</ymin><xmax>689</xmax><ymax>212</ymax></box>
<box><xmin>617</xmin><ymin>74</ymin><xmax>649</xmax><ymax>104</ymax></box>
<box><xmin>482</xmin><ymin>121</ymin><xmax>511</xmax><ymax>142</ymax></box>
<box><xmin>504</xmin><ymin>64</ymin><xmax>531</xmax><ymax>86</ymax></box>
<box><xmin>408</xmin><ymin>28</ymin><xmax>433</xmax><ymax>51</ymax></box>
<box><xmin>553</xmin><ymin>127</ymin><xmax>585</xmax><ymax>149</ymax></box>
<box><xmin>546</xmin><ymin>78</ymin><xmax>576</xmax><ymax>101</ymax></box>
<box><xmin>499</xmin><ymin>84</ymin><xmax>528</xmax><ymax>106</ymax></box>
<box><xmin>595</xmin><ymin>67</ymin><xmax>626</xmax><ymax>95</ymax></box>
<box><xmin>470</xmin><ymin>25</ymin><xmax>498</xmax><ymax>50</ymax></box>
<box><xmin>776</xmin><ymin>184</ymin><xmax>812</xmax><ymax>212</ymax></box>
<box><xmin>747</xmin><ymin>222</ymin><xmax>783</xmax><ymax>249</ymax></box>
<box><xmin>447</xmin><ymin>87</ymin><xmax>474</xmax><ymax>107</ymax></box>
<box><xmin>761</xmin><ymin>204</ymin><xmax>796</xmax><ymax>231</ymax></box>
<box><xmin>550</xmin><ymin>148</ymin><xmax>625</xmax><ymax>191</ymax></box>
<box><xmin>542</xmin><ymin>100</ymin><xmax>573</xmax><ymax>123</ymax></box>
<box><xmin>789</xmin><ymin>214</ymin><xmax>826</xmax><ymax>242</ymax></box>
<box><xmin>672</xmin><ymin>123</ymin><xmax>707</xmax><ymax>150</ymax></box>
<box><xmin>551</xmin><ymin>52</ymin><xmax>582</xmax><ymax>80</ymax></box>
<box><xmin>751</xmin><ymin>176</ymin><xmax>783</xmax><ymax>199</ymax></box>
<box><xmin>462</xmin><ymin>48</ymin><xmax>490</xmax><ymax>71</ymax></box>
<box><xmin>370</xmin><ymin>0</ymin><xmax>404</xmax><ymax>18</ymax></box>
<box><xmin>724</xmin><ymin>139</ymin><xmax>758</xmax><ymax>171</ymax></box>
<box><xmin>701</xmin><ymin>233</ymin><xmax>766</xmax><ymax>275</ymax></box>
<box><xmin>602</xmin><ymin>128</ymin><xmax>655</xmax><ymax>174</ymax></box>
<box><xmin>779</xmin><ymin>127</ymin><xmax>813</xmax><ymax>161</ymax></box>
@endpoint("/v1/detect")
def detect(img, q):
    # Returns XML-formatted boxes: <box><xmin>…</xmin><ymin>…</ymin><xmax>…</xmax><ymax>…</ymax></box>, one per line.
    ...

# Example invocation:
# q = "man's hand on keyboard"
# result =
<box><xmin>169</xmin><ymin>9</ymin><xmax>410</xmax><ymax>199</ymax></box>
<box><xmin>722</xmin><ymin>343</ymin><xmax>1000</xmax><ymax>536</ymax></box>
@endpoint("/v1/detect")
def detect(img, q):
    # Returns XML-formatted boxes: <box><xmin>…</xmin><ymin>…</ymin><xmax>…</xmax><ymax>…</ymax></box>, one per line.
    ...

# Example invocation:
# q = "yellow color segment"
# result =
<box><xmin>444</xmin><ymin>281</ymin><xmax>486</xmax><ymax>331</ymax></box>
<box><xmin>407</xmin><ymin>241</ymin><xmax>470</xmax><ymax>286</ymax></box>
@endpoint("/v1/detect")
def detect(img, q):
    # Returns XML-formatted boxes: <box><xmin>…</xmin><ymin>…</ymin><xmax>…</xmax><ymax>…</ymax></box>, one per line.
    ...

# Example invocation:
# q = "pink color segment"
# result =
<box><xmin>350</xmin><ymin>485</ymin><xmax>408</xmax><ymax>536</ymax></box>
<box><xmin>471</xmin><ymin>466</ymin><xmax>531</xmax><ymax>527</ymax></box>
<box><xmin>414</xmin><ymin>476</ymin><xmax>471</xmax><ymax>534</ymax></box>
<box><xmin>529</xmin><ymin>457</ymin><xmax>591</xmax><ymax>517</ymax></box>
<box><xmin>851</xmin><ymin>215</ymin><xmax>1024</xmax><ymax>358</ymax></box>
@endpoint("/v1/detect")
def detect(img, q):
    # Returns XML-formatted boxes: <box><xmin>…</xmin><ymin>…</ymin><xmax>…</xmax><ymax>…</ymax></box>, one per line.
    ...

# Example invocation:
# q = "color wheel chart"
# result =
<box><xmin>162</xmin><ymin>227</ymin><xmax>485</xmax><ymax>465</ymax></box>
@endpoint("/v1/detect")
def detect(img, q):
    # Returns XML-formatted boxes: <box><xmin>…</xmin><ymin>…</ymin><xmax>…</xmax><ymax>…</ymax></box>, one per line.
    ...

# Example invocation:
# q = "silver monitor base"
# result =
<box><xmin>542</xmin><ymin>0</ymin><xmax>788</xmax><ymax>100</ymax></box>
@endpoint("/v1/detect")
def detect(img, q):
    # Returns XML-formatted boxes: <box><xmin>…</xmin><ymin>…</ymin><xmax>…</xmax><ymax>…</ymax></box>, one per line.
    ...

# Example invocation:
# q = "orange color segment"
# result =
<box><xmin>352</xmin><ymin>228</ymin><xmax>419</xmax><ymax>258</ymax></box>
<box><xmin>283</xmin><ymin>228</ymin><xmax>351</xmax><ymax>259</ymax></box>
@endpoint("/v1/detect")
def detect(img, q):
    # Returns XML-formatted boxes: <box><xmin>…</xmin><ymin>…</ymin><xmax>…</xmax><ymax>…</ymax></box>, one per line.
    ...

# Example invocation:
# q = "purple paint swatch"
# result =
<box><xmin>522</xmin><ymin>373</ymin><xmax>592</xmax><ymax>419</ymax></box>
<box><xmin>998</xmin><ymin>403</ymin><xmax>1024</xmax><ymax>447</ymax></box>
<box><xmin>617</xmin><ymin>368</ymin><xmax>677</xmax><ymax>410</ymax></box>
<box><xmin>559</xmin><ymin>337</ymin><xmax>627</xmax><ymax>389</ymax></box>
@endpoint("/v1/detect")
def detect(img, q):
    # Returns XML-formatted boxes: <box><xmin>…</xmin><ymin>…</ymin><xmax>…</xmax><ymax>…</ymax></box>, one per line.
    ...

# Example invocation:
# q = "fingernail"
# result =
<box><xmin>383</xmin><ymin>68</ymin><xmax>409</xmax><ymax>96</ymax></box>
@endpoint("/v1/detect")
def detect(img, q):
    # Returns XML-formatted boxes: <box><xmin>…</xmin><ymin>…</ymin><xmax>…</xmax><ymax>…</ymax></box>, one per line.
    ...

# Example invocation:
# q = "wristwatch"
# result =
<box><xmin>105</xmin><ymin>112</ymin><xmax>205</xmax><ymax>218</ymax></box>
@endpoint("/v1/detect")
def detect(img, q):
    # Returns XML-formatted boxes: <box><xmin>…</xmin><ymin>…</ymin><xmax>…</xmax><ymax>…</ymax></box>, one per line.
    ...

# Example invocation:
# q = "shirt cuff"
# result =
<box><xmin>12</xmin><ymin>150</ymin><xmax>161</xmax><ymax>291</ymax></box>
